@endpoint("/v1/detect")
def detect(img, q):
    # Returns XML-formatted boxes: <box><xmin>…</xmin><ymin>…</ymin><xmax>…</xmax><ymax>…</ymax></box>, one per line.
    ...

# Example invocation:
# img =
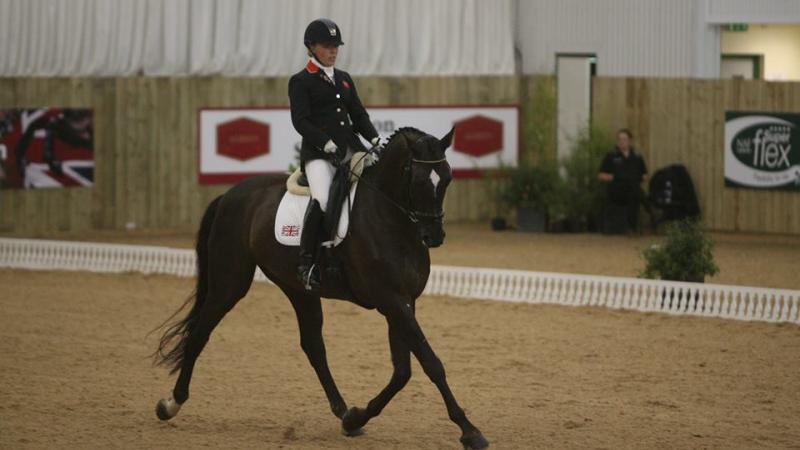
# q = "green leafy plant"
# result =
<box><xmin>499</xmin><ymin>159</ymin><xmax>561</xmax><ymax>215</ymax></box>
<box><xmin>640</xmin><ymin>219</ymin><xmax>719</xmax><ymax>282</ymax></box>
<box><xmin>482</xmin><ymin>164</ymin><xmax>511</xmax><ymax>217</ymax></box>
<box><xmin>482</xmin><ymin>77</ymin><xmax>559</xmax><ymax>218</ymax></box>
<box><xmin>521</xmin><ymin>78</ymin><xmax>557</xmax><ymax>165</ymax></box>
<box><xmin>557</xmin><ymin>124</ymin><xmax>614</xmax><ymax>228</ymax></box>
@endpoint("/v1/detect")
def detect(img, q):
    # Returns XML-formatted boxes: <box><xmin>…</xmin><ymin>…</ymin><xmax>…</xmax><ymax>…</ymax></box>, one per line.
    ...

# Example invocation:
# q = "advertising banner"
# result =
<box><xmin>368</xmin><ymin>106</ymin><xmax>519</xmax><ymax>177</ymax></box>
<box><xmin>198</xmin><ymin>106</ymin><xmax>519</xmax><ymax>184</ymax></box>
<box><xmin>725</xmin><ymin>111</ymin><xmax>800</xmax><ymax>191</ymax></box>
<box><xmin>199</xmin><ymin>108</ymin><xmax>295</xmax><ymax>185</ymax></box>
<box><xmin>0</xmin><ymin>108</ymin><xmax>94</xmax><ymax>189</ymax></box>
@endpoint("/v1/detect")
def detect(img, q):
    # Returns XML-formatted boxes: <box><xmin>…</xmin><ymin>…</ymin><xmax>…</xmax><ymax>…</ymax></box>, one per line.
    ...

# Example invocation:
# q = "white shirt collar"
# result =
<box><xmin>310</xmin><ymin>57</ymin><xmax>335</xmax><ymax>80</ymax></box>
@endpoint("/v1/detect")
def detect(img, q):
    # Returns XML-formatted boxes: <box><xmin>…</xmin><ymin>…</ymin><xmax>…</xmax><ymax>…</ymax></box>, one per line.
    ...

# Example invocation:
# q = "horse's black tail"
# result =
<box><xmin>152</xmin><ymin>195</ymin><xmax>222</xmax><ymax>374</ymax></box>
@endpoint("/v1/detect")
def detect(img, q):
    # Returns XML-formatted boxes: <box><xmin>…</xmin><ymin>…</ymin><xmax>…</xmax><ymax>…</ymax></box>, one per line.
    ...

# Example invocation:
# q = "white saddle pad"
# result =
<box><xmin>274</xmin><ymin>183</ymin><xmax>358</xmax><ymax>247</ymax></box>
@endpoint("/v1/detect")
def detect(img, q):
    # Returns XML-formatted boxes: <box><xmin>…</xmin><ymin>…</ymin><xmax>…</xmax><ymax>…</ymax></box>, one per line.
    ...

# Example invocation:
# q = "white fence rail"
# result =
<box><xmin>1</xmin><ymin>238</ymin><xmax>798</xmax><ymax>324</ymax></box>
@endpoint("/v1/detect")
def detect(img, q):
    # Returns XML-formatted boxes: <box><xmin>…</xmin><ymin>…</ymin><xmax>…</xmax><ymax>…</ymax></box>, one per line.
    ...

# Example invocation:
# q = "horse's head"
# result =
<box><xmin>380</xmin><ymin>127</ymin><xmax>455</xmax><ymax>248</ymax></box>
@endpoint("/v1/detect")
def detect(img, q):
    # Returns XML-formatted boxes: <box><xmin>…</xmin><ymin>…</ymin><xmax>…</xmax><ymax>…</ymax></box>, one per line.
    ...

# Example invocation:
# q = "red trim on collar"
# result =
<box><xmin>305</xmin><ymin>60</ymin><xmax>320</xmax><ymax>73</ymax></box>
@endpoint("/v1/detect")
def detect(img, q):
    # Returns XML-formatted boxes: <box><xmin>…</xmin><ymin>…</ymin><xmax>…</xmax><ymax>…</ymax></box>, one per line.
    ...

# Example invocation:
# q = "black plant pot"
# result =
<box><xmin>565</xmin><ymin>217</ymin><xmax>588</xmax><ymax>233</ymax></box>
<box><xmin>683</xmin><ymin>274</ymin><xmax>705</xmax><ymax>283</ymax></box>
<box><xmin>490</xmin><ymin>217</ymin><xmax>507</xmax><ymax>231</ymax></box>
<box><xmin>548</xmin><ymin>218</ymin><xmax>568</xmax><ymax>233</ymax></box>
<box><xmin>516</xmin><ymin>207</ymin><xmax>546</xmax><ymax>232</ymax></box>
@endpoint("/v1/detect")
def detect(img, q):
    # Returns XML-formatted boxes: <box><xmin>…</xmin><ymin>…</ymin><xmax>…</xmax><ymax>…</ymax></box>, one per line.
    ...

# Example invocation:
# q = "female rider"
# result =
<box><xmin>289</xmin><ymin>18</ymin><xmax>381</xmax><ymax>290</ymax></box>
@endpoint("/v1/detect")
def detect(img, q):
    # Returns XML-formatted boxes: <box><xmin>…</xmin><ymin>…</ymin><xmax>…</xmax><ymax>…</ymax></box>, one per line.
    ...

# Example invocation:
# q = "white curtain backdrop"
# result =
<box><xmin>0</xmin><ymin>0</ymin><xmax>515</xmax><ymax>76</ymax></box>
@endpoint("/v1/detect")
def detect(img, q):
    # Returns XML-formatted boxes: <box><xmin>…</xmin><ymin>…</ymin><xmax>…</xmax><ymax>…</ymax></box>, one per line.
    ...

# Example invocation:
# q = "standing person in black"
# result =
<box><xmin>289</xmin><ymin>18</ymin><xmax>381</xmax><ymax>290</ymax></box>
<box><xmin>598</xmin><ymin>129</ymin><xmax>648</xmax><ymax>234</ymax></box>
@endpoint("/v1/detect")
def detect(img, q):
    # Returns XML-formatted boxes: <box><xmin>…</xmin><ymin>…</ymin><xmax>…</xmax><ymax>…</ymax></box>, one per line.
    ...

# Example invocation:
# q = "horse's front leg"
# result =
<box><xmin>282</xmin><ymin>287</ymin><xmax>348</xmax><ymax>418</ymax></box>
<box><xmin>387</xmin><ymin>305</ymin><xmax>489</xmax><ymax>450</ymax></box>
<box><xmin>341</xmin><ymin>322</ymin><xmax>411</xmax><ymax>435</ymax></box>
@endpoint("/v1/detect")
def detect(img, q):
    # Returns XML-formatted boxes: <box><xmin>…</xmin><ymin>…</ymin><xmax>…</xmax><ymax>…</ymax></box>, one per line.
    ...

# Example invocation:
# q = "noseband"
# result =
<box><xmin>403</xmin><ymin>157</ymin><xmax>447</xmax><ymax>224</ymax></box>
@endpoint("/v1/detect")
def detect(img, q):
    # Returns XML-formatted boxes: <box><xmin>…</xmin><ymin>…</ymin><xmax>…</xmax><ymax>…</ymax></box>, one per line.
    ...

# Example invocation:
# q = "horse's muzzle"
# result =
<box><xmin>420</xmin><ymin>224</ymin><xmax>445</xmax><ymax>248</ymax></box>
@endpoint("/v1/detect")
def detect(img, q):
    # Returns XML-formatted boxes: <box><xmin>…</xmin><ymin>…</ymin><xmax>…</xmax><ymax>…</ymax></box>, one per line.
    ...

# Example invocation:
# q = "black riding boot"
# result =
<box><xmin>298</xmin><ymin>199</ymin><xmax>324</xmax><ymax>290</ymax></box>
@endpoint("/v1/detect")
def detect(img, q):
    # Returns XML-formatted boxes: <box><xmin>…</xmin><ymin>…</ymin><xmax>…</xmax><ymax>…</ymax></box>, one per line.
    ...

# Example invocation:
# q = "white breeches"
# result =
<box><xmin>305</xmin><ymin>159</ymin><xmax>336</xmax><ymax>212</ymax></box>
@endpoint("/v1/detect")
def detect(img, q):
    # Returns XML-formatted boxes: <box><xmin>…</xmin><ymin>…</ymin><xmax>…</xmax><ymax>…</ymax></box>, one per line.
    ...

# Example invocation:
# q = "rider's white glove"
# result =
<box><xmin>323</xmin><ymin>140</ymin><xmax>337</xmax><ymax>154</ymax></box>
<box><xmin>363</xmin><ymin>151</ymin><xmax>379</xmax><ymax>167</ymax></box>
<box><xmin>363</xmin><ymin>137</ymin><xmax>382</xmax><ymax>167</ymax></box>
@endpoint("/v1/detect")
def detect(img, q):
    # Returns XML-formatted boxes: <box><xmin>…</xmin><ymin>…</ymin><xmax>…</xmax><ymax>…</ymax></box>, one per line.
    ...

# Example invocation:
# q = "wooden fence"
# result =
<box><xmin>0</xmin><ymin>76</ymin><xmax>797</xmax><ymax>235</ymax></box>
<box><xmin>0</xmin><ymin>76</ymin><xmax>551</xmax><ymax>234</ymax></box>
<box><xmin>593</xmin><ymin>77</ymin><xmax>800</xmax><ymax>234</ymax></box>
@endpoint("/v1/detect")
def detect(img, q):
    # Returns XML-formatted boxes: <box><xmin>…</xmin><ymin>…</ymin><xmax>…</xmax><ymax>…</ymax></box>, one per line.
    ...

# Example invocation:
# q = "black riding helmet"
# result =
<box><xmin>304</xmin><ymin>18</ymin><xmax>344</xmax><ymax>47</ymax></box>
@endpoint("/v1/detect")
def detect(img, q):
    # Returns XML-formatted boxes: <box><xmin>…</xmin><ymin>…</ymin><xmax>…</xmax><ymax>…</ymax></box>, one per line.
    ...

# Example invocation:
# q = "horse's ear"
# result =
<box><xmin>440</xmin><ymin>127</ymin><xmax>455</xmax><ymax>151</ymax></box>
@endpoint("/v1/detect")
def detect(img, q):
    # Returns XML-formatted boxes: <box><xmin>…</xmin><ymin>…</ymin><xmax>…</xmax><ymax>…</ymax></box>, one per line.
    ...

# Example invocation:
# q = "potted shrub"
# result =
<box><xmin>482</xmin><ymin>78</ymin><xmax>559</xmax><ymax>232</ymax></box>
<box><xmin>559</xmin><ymin>125</ymin><xmax>614</xmax><ymax>232</ymax></box>
<box><xmin>500</xmin><ymin>160</ymin><xmax>560</xmax><ymax>232</ymax></box>
<box><xmin>640</xmin><ymin>218</ymin><xmax>719</xmax><ymax>282</ymax></box>
<box><xmin>482</xmin><ymin>166</ymin><xmax>511</xmax><ymax>231</ymax></box>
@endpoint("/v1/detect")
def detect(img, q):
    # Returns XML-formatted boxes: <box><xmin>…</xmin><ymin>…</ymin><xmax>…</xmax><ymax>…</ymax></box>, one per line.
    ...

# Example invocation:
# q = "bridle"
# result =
<box><xmin>402</xmin><ymin>157</ymin><xmax>447</xmax><ymax>224</ymax></box>
<box><xmin>344</xmin><ymin>145</ymin><xmax>448</xmax><ymax>225</ymax></box>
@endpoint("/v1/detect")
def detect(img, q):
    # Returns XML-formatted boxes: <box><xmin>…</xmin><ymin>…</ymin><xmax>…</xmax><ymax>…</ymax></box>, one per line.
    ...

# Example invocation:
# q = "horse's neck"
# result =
<box><xmin>359</xmin><ymin>148</ymin><xmax>416</xmax><ymax>226</ymax></box>
<box><xmin>371</xmin><ymin>140</ymin><xmax>410</xmax><ymax>200</ymax></box>
<box><xmin>356</xmin><ymin>143</ymin><xmax>429</xmax><ymax>264</ymax></box>
<box><xmin>355</xmin><ymin>169</ymin><xmax>429</xmax><ymax>262</ymax></box>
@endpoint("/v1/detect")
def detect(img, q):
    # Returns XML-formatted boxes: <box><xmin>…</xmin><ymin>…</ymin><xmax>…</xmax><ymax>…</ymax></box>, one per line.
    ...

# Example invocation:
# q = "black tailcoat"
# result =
<box><xmin>288</xmin><ymin>60</ymin><xmax>378</xmax><ymax>167</ymax></box>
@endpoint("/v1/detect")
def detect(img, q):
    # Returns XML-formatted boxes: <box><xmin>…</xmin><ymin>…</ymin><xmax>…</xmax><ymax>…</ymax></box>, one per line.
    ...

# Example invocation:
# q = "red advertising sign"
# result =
<box><xmin>452</xmin><ymin>115</ymin><xmax>503</xmax><ymax>157</ymax></box>
<box><xmin>216</xmin><ymin>117</ymin><xmax>270</xmax><ymax>161</ymax></box>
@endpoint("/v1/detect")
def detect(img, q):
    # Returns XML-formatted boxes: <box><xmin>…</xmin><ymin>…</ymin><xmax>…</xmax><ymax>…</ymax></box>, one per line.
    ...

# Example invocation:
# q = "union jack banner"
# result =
<box><xmin>281</xmin><ymin>225</ymin><xmax>300</xmax><ymax>237</ymax></box>
<box><xmin>0</xmin><ymin>108</ymin><xmax>94</xmax><ymax>190</ymax></box>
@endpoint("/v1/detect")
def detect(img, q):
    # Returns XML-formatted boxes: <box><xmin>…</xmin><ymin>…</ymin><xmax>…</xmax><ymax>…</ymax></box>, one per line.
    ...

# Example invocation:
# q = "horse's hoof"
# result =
<box><xmin>155</xmin><ymin>397</ymin><xmax>181</xmax><ymax>421</ymax></box>
<box><xmin>340</xmin><ymin>426</ymin><xmax>365</xmax><ymax>437</ymax></box>
<box><xmin>341</xmin><ymin>407</ymin><xmax>368</xmax><ymax>436</ymax></box>
<box><xmin>460</xmin><ymin>430</ymin><xmax>489</xmax><ymax>450</ymax></box>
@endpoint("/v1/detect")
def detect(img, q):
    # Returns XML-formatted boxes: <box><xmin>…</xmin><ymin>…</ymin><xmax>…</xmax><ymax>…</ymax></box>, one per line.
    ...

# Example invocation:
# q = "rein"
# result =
<box><xmin>342</xmin><ymin>151</ymin><xmax>446</xmax><ymax>225</ymax></box>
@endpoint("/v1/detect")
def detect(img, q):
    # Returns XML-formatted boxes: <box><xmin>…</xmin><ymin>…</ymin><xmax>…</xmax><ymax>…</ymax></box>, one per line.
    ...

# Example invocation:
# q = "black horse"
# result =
<box><xmin>153</xmin><ymin>127</ymin><xmax>489</xmax><ymax>449</ymax></box>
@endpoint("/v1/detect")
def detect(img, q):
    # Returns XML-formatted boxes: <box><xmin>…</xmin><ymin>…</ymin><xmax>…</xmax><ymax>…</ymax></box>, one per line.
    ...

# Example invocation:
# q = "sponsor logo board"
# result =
<box><xmin>725</xmin><ymin>112</ymin><xmax>800</xmax><ymax>190</ymax></box>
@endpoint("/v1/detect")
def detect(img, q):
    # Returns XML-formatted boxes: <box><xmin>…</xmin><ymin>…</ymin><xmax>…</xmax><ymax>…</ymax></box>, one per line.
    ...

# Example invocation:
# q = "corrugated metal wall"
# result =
<box><xmin>516</xmin><ymin>0</ymin><xmax>720</xmax><ymax>78</ymax></box>
<box><xmin>706</xmin><ymin>0</ymin><xmax>800</xmax><ymax>24</ymax></box>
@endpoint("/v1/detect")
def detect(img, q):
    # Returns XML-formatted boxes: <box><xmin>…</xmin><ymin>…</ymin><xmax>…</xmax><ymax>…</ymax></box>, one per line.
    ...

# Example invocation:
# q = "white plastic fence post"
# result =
<box><xmin>3</xmin><ymin>238</ymin><xmax>800</xmax><ymax>325</ymax></box>
<box><xmin>790</xmin><ymin>294</ymin><xmax>799</xmax><ymax>323</ymax></box>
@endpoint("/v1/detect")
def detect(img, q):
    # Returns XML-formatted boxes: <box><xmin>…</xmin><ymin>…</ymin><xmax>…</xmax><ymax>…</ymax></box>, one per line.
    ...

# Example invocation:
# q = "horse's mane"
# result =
<box><xmin>386</xmin><ymin>127</ymin><xmax>425</xmax><ymax>148</ymax></box>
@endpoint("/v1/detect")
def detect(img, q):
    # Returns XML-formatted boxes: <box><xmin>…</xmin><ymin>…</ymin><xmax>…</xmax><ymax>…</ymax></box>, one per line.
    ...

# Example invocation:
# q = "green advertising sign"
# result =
<box><xmin>726</xmin><ymin>23</ymin><xmax>748</xmax><ymax>32</ymax></box>
<box><xmin>725</xmin><ymin>112</ymin><xmax>800</xmax><ymax>191</ymax></box>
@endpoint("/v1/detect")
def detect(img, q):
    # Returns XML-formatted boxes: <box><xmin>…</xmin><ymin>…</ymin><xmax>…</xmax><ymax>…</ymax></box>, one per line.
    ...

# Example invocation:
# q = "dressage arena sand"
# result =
<box><xmin>1</xmin><ymin>225</ymin><xmax>799</xmax><ymax>449</ymax></box>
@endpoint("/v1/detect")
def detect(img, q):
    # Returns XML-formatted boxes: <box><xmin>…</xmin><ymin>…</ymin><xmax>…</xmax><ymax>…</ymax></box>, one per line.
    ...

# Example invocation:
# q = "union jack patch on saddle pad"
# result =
<box><xmin>274</xmin><ymin>189</ymin><xmax>358</xmax><ymax>248</ymax></box>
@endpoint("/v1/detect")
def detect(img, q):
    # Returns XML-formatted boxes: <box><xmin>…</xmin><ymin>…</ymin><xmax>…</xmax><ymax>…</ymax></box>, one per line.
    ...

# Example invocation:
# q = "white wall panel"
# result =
<box><xmin>706</xmin><ymin>0</ymin><xmax>800</xmax><ymax>24</ymax></box>
<box><xmin>556</xmin><ymin>56</ymin><xmax>592</xmax><ymax>160</ymax></box>
<box><xmin>516</xmin><ymin>0</ymin><xmax>720</xmax><ymax>78</ymax></box>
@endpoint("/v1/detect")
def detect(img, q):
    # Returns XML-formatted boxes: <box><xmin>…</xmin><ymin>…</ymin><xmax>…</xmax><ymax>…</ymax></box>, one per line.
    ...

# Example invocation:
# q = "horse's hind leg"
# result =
<box><xmin>156</xmin><ymin>257</ymin><xmax>255</xmax><ymax>420</ymax></box>
<box><xmin>279</xmin><ymin>285</ymin><xmax>347</xmax><ymax>419</ymax></box>
<box><xmin>341</xmin><ymin>322</ymin><xmax>411</xmax><ymax>435</ymax></box>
